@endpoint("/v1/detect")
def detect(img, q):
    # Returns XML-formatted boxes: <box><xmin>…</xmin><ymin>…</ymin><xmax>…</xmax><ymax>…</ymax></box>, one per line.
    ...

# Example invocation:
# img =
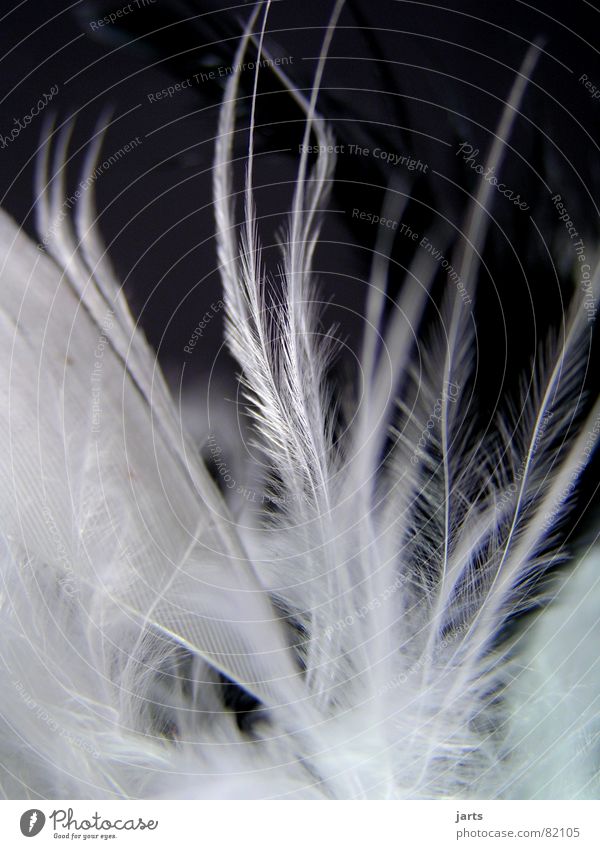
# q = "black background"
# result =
<box><xmin>1</xmin><ymin>0</ymin><xmax>599</xmax><ymax>540</ymax></box>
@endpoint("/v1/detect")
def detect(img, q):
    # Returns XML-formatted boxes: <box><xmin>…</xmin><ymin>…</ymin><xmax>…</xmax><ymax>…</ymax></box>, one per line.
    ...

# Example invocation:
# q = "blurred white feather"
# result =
<box><xmin>0</xmin><ymin>0</ymin><xmax>598</xmax><ymax>799</ymax></box>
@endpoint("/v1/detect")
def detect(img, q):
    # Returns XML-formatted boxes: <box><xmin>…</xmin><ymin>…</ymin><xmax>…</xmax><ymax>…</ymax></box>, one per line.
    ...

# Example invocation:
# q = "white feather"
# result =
<box><xmin>0</xmin><ymin>1</ymin><xmax>598</xmax><ymax>800</ymax></box>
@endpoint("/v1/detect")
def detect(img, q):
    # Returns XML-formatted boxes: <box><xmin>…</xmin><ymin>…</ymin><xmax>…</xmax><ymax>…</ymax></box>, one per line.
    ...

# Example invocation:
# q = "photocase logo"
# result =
<box><xmin>19</xmin><ymin>809</ymin><xmax>46</xmax><ymax>837</ymax></box>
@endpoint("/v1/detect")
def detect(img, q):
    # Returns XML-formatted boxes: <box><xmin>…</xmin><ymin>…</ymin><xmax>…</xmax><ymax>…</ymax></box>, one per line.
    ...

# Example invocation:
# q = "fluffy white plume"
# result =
<box><xmin>0</xmin><ymin>1</ymin><xmax>598</xmax><ymax>799</ymax></box>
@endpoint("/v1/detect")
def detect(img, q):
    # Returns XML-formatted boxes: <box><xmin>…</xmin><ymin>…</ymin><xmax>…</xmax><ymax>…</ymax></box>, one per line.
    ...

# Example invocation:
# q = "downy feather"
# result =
<box><xmin>0</xmin><ymin>0</ymin><xmax>598</xmax><ymax>800</ymax></box>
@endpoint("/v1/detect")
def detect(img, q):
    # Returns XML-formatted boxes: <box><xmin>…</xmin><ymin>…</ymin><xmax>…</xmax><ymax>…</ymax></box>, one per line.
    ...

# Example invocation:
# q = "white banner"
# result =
<box><xmin>0</xmin><ymin>800</ymin><xmax>598</xmax><ymax>848</ymax></box>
